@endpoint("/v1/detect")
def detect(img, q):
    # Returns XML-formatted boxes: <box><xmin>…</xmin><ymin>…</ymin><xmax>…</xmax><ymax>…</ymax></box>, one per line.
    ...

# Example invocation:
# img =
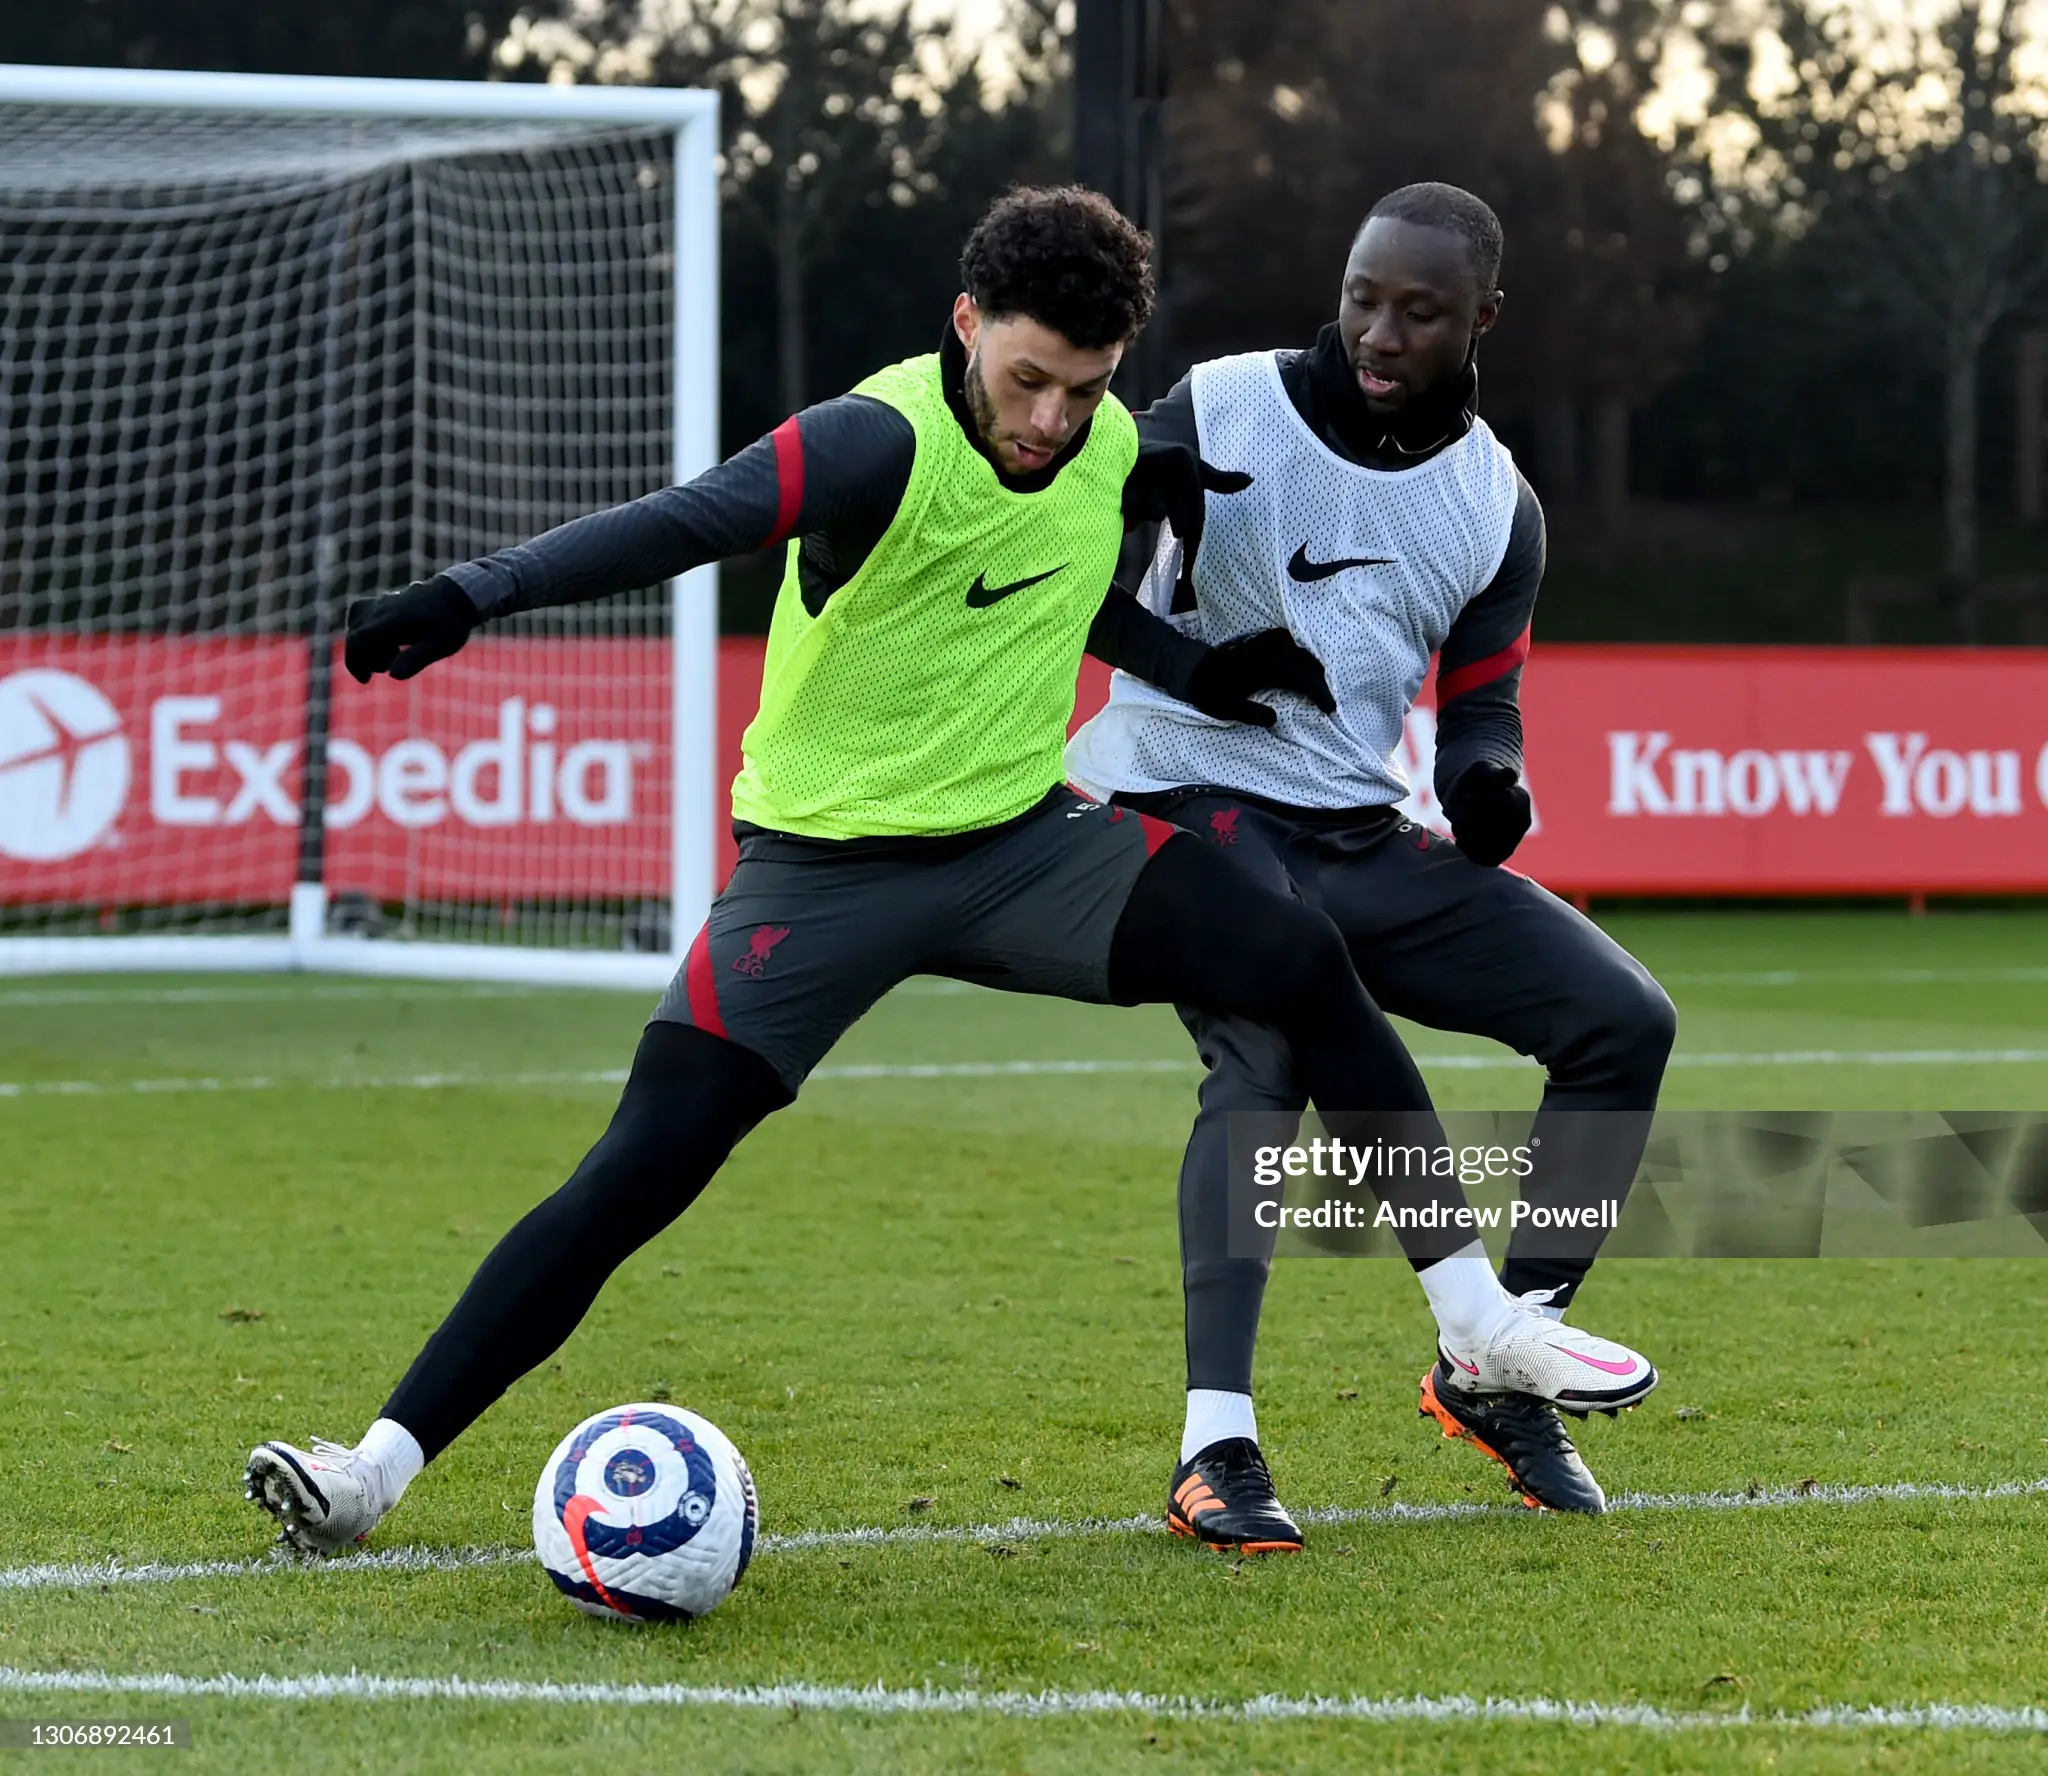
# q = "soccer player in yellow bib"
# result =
<box><xmin>252</xmin><ymin>188</ymin><xmax>1508</xmax><ymax>1559</ymax></box>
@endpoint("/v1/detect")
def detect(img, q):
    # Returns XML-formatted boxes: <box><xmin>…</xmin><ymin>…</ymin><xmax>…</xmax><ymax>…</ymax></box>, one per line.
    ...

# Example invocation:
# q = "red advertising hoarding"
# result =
<box><xmin>1496</xmin><ymin>646</ymin><xmax>2048</xmax><ymax>895</ymax></box>
<box><xmin>0</xmin><ymin>636</ymin><xmax>670</xmax><ymax>905</ymax></box>
<box><xmin>8</xmin><ymin>636</ymin><xmax>2048</xmax><ymax>904</ymax></box>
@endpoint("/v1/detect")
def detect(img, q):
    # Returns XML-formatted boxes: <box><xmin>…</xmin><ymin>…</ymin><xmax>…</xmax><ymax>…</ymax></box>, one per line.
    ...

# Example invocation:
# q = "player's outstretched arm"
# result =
<box><xmin>343</xmin><ymin>395</ymin><xmax>917</xmax><ymax>685</ymax></box>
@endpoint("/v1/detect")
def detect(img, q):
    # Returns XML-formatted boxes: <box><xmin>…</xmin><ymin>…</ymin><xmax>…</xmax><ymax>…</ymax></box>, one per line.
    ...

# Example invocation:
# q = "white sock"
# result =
<box><xmin>1181</xmin><ymin>1389</ymin><xmax>1258</xmax><ymax>1462</ymax></box>
<box><xmin>1416</xmin><ymin>1239</ymin><xmax>1520</xmax><ymax>1353</ymax></box>
<box><xmin>356</xmin><ymin>1417</ymin><xmax>425</xmax><ymax>1516</ymax></box>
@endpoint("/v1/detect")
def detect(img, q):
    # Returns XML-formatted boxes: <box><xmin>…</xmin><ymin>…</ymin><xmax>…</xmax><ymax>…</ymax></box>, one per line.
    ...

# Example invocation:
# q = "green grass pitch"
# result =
<box><xmin>4</xmin><ymin>907</ymin><xmax>2048</xmax><ymax>1772</ymax></box>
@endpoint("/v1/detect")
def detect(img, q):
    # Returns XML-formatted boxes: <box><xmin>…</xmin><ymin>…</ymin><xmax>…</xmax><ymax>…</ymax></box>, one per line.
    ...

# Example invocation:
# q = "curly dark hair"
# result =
<box><xmin>959</xmin><ymin>185</ymin><xmax>1155</xmax><ymax>350</ymax></box>
<box><xmin>1363</xmin><ymin>182</ymin><xmax>1505</xmax><ymax>293</ymax></box>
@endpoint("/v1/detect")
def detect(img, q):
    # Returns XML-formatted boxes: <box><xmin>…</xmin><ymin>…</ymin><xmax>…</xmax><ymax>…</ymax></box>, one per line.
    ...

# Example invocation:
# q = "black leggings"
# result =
<box><xmin>383</xmin><ymin>1023</ymin><xmax>788</xmax><ymax>1459</ymax></box>
<box><xmin>386</xmin><ymin>832</ymin><xmax>1463</xmax><ymax>1460</ymax></box>
<box><xmin>1112</xmin><ymin>835</ymin><xmax>1471</xmax><ymax>1262</ymax></box>
<box><xmin>1108</xmin><ymin>831</ymin><xmax>1433</xmax><ymax>1124</ymax></box>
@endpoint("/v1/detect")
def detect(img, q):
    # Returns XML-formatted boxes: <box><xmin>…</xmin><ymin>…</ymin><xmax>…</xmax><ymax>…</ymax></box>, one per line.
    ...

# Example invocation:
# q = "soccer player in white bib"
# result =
<box><xmin>1069</xmin><ymin>182</ymin><xmax>1677</xmax><ymax>1535</ymax></box>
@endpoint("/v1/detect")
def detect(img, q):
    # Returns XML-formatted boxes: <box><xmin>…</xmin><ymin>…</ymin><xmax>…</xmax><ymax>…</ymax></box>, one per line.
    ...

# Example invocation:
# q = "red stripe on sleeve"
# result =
<box><xmin>765</xmin><ymin>415</ymin><xmax>805</xmax><ymax>548</ymax></box>
<box><xmin>684</xmin><ymin>925</ymin><xmax>727</xmax><ymax>1039</ymax></box>
<box><xmin>1436</xmin><ymin>624</ymin><xmax>1531</xmax><ymax>705</ymax></box>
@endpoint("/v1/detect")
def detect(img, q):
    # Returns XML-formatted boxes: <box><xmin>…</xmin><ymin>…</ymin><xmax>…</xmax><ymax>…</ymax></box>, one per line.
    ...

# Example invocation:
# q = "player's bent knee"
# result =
<box><xmin>1637</xmin><ymin>976</ymin><xmax>1679</xmax><ymax>1053</ymax></box>
<box><xmin>612</xmin><ymin>1023</ymin><xmax>791</xmax><ymax>1173</ymax></box>
<box><xmin>1106</xmin><ymin>828</ymin><xmax>1357</xmax><ymax>1026</ymax></box>
<box><xmin>1195</xmin><ymin>1031</ymin><xmax>1305</xmax><ymax>1114</ymax></box>
<box><xmin>1603</xmin><ymin>972</ymin><xmax>1678</xmax><ymax>1075</ymax></box>
<box><xmin>1556</xmin><ymin>966</ymin><xmax>1678</xmax><ymax>1092</ymax></box>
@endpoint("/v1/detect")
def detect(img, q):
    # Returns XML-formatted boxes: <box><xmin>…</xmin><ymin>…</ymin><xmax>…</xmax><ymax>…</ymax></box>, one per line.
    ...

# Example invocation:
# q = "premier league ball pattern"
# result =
<box><xmin>532</xmin><ymin>1404</ymin><xmax>758</xmax><ymax>1622</ymax></box>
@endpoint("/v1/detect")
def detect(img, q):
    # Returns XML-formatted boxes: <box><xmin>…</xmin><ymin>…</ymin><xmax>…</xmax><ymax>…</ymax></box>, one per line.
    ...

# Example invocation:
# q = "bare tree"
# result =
<box><xmin>1682</xmin><ymin>0</ymin><xmax>2048</xmax><ymax>636</ymax></box>
<box><xmin>1539</xmin><ymin>0</ymin><xmax>1702</xmax><ymax>529</ymax></box>
<box><xmin>500</xmin><ymin>0</ymin><xmax>1006</xmax><ymax>413</ymax></box>
<box><xmin>1161</xmin><ymin>0</ymin><xmax>1696</xmax><ymax>522</ymax></box>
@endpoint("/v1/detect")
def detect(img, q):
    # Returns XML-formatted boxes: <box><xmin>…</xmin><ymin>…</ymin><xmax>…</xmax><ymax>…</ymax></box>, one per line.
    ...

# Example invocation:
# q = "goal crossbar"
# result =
<box><xmin>0</xmin><ymin>63</ymin><xmax>717</xmax><ymax>125</ymax></box>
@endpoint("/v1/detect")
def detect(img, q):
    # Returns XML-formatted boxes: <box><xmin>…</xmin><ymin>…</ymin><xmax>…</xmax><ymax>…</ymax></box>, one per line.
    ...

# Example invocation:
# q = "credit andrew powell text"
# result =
<box><xmin>1228</xmin><ymin>1111</ymin><xmax>2048</xmax><ymax>1259</ymax></box>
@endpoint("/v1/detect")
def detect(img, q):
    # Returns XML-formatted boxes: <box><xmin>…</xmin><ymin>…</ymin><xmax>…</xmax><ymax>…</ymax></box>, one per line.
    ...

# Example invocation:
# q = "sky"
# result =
<box><xmin>505</xmin><ymin>0</ymin><xmax>1058</xmax><ymax>101</ymax></box>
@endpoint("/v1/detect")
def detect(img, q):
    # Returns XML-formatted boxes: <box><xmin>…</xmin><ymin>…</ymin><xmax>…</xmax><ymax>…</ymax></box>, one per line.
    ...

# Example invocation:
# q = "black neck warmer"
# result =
<box><xmin>1302</xmin><ymin>321</ymin><xmax>1479</xmax><ymax>470</ymax></box>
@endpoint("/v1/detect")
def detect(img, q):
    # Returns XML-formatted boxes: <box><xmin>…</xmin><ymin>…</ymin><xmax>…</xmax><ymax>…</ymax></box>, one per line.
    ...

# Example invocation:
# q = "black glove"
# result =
<box><xmin>1441</xmin><ymin>759</ymin><xmax>1532</xmax><ymax>867</ymax></box>
<box><xmin>1181</xmin><ymin>629</ymin><xmax>1336</xmax><ymax>728</ymax></box>
<box><xmin>344</xmin><ymin>573</ymin><xmax>479</xmax><ymax>684</ymax></box>
<box><xmin>1122</xmin><ymin>442</ymin><xmax>1253</xmax><ymax>605</ymax></box>
<box><xmin>1121</xmin><ymin>441</ymin><xmax>1253</xmax><ymax>529</ymax></box>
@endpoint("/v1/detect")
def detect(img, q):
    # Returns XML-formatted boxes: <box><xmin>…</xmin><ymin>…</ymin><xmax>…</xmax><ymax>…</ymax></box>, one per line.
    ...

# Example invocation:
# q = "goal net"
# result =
<box><xmin>0</xmin><ymin>66</ymin><xmax>719</xmax><ymax>986</ymax></box>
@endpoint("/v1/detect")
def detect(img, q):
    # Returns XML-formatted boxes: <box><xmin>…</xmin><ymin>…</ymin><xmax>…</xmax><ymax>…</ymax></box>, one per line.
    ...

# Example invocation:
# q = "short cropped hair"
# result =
<box><xmin>1364</xmin><ymin>182</ymin><xmax>1505</xmax><ymax>292</ymax></box>
<box><xmin>960</xmin><ymin>185</ymin><xmax>1155</xmax><ymax>350</ymax></box>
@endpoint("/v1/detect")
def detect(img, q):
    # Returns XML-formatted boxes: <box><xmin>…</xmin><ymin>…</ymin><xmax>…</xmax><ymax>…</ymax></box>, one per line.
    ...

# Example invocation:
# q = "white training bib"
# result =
<box><xmin>1067</xmin><ymin>349</ymin><xmax>1521</xmax><ymax>809</ymax></box>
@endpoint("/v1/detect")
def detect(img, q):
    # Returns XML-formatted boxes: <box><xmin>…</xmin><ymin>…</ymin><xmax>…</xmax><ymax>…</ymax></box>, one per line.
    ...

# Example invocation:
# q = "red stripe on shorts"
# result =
<box><xmin>684</xmin><ymin>925</ymin><xmax>727</xmax><ymax>1038</ymax></box>
<box><xmin>1134</xmin><ymin>810</ymin><xmax>1178</xmax><ymax>857</ymax></box>
<box><xmin>1067</xmin><ymin>788</ymin><xmax>1179</xmax><ymax>859</ymax></box>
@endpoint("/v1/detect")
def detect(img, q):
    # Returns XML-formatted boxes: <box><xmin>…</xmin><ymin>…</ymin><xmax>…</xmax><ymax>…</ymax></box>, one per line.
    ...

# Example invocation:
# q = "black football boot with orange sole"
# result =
<box><xmin>1418</xmin><ymin>1360</ymin><xmax>1608</xmax><ymax>1514</ymax></box>
<box><xmin>1166</xmin><ymin>1437</ymin><xmax>1305</xmax><ymax>1554</ymax></box>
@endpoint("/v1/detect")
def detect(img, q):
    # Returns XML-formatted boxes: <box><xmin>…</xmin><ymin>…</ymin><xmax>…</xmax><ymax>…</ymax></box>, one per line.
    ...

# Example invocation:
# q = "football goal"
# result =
<box><xmin>0</xmin><ymin>63</ymin><xmax>719</xmax><ymax>987</ymax></box>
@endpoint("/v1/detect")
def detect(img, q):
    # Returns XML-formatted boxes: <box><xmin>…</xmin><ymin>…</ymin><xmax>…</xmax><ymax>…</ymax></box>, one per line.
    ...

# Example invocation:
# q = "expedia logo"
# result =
<box><xmin>0</xmin><ymin>670</ymin><xmax>132</xmax><ymax>862</ymax></box>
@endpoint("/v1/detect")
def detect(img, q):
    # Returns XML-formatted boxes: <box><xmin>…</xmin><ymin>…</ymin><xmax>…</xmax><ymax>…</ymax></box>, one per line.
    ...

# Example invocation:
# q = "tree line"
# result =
<box><xmin>1164</xmin><ymin>0</ymin><xmax>2047</xmax><ymax>633</ymax></box>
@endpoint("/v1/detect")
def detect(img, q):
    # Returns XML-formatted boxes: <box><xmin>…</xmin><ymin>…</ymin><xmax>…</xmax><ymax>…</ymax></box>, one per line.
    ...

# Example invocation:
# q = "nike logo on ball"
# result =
<box><xmin>967</xmin><ymin>564</ymin><xmax>1066</xmax><ymax>608</ymax></box>
<box><xmin>1287</xmin><ymin>544</ymin><xmax>1394</xmax><ymax>583</ymax></box>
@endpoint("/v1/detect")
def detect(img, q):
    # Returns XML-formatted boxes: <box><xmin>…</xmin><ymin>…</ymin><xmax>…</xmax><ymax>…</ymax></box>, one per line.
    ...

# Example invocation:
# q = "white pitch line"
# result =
<box><xmin>0</xmin><ymin>984</ymin><xmax>552</xmax><ymax>1007</ymax></box>
<box><xmin>5</xmin><ymin>1476</ymin><xmax>2042</xmax><ymax>1597</ymax></box>
<box><xmin>8</xmin><ymin>967</ymin><xmax>2044</xmax><ymax>1009</ymax></box>
<box><xmin>0</xmin><ymin>1070</ymin><xmax>630</xmax><ymax>1101</ymax></box>
<box><xmin>0</xmin><ymin>1664</ymin><xmax>2042</xmax><ymax>1734</ymax></box>
<box><xmin>812</xmin><ymin>1058</ymin><xmax>1195</xmax><ymax>1080</ymax></box>
<box><xmin>1663</xmin><ymin>1047</ymin><xmax>2048</xmax><ymax>1068</ymax></box>
<box><xmin>8</xmin><ymin>1045</ymin><xmax>2048</xmax><ymax>1103</ymax></box>
<box><xmin>0</xmin><ymin>1543</ymin><xmax>534</xmax><ymax>1593</ymax></box>
<box><xmin>1663</xmin><ymin>966</ymin><xmax>2048</xmax><ymax>988</ymax></box>
<box><xmin>1417</xmin><ymin>1046</ymin><xmax>2048</xmax><ymax>1071</ymax></box>
<box><xmin>0</xmin><ymin>980</ymin><xmax>985</xmax><ymax>1008</ymax></box>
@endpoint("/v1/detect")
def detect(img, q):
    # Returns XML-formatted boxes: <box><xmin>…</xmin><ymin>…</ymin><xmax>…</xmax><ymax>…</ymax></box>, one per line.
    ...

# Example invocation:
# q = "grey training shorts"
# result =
<box><xmin>652</xmin><ymin>789</ymin><xmax>1181</xmax><ymax>1094</ymax></box>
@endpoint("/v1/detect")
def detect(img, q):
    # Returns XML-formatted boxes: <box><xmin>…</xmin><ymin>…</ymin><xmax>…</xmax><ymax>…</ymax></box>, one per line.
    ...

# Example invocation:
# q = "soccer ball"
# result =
<box><xmin>532</xmin><ymin>1403</ymin><xmax>758</xmax><ymax>1622</ymax></box>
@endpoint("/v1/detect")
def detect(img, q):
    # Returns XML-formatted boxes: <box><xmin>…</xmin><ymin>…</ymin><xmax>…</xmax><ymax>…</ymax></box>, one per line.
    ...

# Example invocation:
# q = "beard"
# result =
<box><xmin>963</xmin><ymin>352</ymin><xmax>1003</xmax><ymax>451</ymax></box>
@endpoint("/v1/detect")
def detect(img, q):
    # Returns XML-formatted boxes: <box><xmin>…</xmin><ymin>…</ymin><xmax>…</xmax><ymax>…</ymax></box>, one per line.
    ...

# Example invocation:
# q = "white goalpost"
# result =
<box><xmin>0</xmin><ymin>63</ymin><xmax>720</xmax><ymax>988</ymax></box>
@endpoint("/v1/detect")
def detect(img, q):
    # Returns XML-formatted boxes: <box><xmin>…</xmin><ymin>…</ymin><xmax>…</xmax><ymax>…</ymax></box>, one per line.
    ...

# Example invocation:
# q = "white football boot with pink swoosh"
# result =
<box><xmin>245</xmin><ymin>1439</ymin><xmax>387</xmax><ymax>1555</ymax></box>
<box><xmin>1437</xmin><ymin>1304</ymin><xmax>1658</xmax><ymax>1416</ymax></box>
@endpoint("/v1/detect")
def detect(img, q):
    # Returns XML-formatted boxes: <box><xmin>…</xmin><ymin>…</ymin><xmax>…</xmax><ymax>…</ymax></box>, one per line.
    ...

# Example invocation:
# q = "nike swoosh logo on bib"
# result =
<box><xmin>1286</xmin><ymin>544</ymin><xmax>1395</xmax><ymax>583</ymax></box>
<box><xmin>967</xmin><ymin>564</ymin><xmax>1066</xmax><ymax>608</ymax></box>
